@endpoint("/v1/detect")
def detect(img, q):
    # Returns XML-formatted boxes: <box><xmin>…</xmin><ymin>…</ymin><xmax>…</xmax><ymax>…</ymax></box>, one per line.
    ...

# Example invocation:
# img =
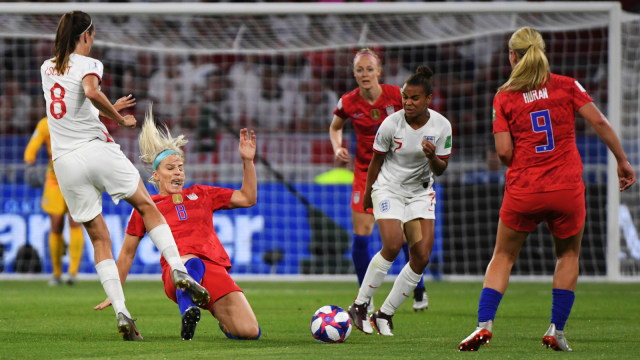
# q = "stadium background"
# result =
<box><xmin>1</xmin><ymin>1</ymin><xmax>639</xmax><ymax>280</ymax></box>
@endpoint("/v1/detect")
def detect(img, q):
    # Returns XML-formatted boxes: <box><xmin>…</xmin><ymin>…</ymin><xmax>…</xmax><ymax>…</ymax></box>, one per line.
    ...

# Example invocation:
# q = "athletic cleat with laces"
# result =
<box><xmin>458</xmin><ymin>320</ymin><xmax>493</xmax><ymax>351</ymax></box>
<box><xmin>542</xmin><ymin>323</ymin><xmax>572</xmax><ymax>351</ymax></box>
<box><xmin>413</xmin><ymin>288</ymin><xmax>429</xmax><ymax>311</ymax></box>
<box><xmin>181</xmin><ymin>306</ymin><xmax>201</xmax><ymax>340</ymax></box>
<box><xmin>117</xmin><ymin>312</ymin><xmax>143</xmax><ymax>341</ymax></box>
<box><xmin>49</xmin><ymin>276</ymin><xmax>62</xmax><ymax>286</ymax></box>
<box><xmin>171</xmin><ymin>269</ymin><xmax>211</xmax><ymax>307</ymax></box>
<box><xmin>348</xmin><ymin>301</ymin><xmax>373</xmax><ymax>334</ymax></box>
<box><xmin>370</xmin><ymin>310</ymin><xmax>394</xmax><ymax>336</ymax></box>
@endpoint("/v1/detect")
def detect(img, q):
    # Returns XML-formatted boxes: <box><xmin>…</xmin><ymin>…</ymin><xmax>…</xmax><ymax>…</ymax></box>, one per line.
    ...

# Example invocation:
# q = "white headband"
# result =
<box><xmin>79</xmin><ymin>20</ymin><xmax>92</xmax><ymax>36</ymax></box>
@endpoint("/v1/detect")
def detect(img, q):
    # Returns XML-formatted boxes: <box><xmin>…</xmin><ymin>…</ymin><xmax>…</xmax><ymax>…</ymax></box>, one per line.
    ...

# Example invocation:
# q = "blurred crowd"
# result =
<box><xmin>1</xmin><ymin>3</ymin><xmax>634</xmax><ymax>162</ymax></box>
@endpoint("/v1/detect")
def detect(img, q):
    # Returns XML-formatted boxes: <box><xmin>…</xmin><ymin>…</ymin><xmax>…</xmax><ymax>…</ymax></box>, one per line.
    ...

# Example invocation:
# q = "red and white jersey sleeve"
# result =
<box><xmin>126</xmin><ymin>184</ymin><xmax>235</xmax><ymax>269</ymax></box>
<box><xmin>372</xmin><ymin>109</ymin><xmax>452</xmax><ymax>197</ymax></box>
<box><xmin>41</xmin><ymin>54</ymin><xmax>111</xmax><ymax>160</ymax></box>
<box><xmin>493</xmin><ymin>73</ymin><xmax>593</xmax><ymax>193</ymax></box>
<box><xmin>333</xmin><ymin>84</ymin><xmax>403</xmax><ymax>178</ymax></box>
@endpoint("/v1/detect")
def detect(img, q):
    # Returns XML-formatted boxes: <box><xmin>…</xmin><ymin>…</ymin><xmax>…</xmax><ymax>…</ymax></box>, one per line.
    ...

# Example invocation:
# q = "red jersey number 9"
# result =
<box><xmin>530</xmin><ymin>109</ymin><xmax>555</xmax><ymax>153</ymax></box>
<box><xmin>49</xmin><ymin>82</ymin><xmax>67</xmax><ymax>119</ymax></box>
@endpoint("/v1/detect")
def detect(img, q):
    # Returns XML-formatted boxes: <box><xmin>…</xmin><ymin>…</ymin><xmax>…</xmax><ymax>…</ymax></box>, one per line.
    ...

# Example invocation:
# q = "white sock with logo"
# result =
<box><xmin>95</xmin><ymin>258</ymin><xmax>130</xmax><ymax>318</ymax></box>
<box><xmin>355</xmin><ymin>252</ymin><xmax>392</xmax><ymax>306</ymax></box>
<box><xmin>148</xmin><ymin>224</ymin><xmax>187</xmax><ymax>273</ymax></box>
<box><xmin>380</xmin><ymin>263</ymin><xmax>422</xmax><ymax>316</ymax></box>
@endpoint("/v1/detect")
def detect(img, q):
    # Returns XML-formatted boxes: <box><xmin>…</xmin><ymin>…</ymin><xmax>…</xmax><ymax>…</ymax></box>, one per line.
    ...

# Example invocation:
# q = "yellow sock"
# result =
<box><xmin>67</xmin><ymin>226</ymin><xmax>84</xmax><ymax>276</ymax></box>
<box><xmin>49</xmin><ymin>233</ymin><xmax>64</xmax><ymax>278</ymax></box>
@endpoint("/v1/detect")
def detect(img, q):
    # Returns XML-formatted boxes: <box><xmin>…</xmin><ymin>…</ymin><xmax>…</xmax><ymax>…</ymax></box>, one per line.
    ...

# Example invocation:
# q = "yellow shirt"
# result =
<box><xmin>24</xmin><ymin>117</ymin><xmax>57</xmax><ymax>185</ymax></box>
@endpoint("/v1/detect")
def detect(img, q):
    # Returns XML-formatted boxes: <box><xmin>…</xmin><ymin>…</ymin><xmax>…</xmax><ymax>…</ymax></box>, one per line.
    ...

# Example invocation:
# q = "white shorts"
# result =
<box><xmin>371</xmin><ymin>186</ymin><xmax>436</xmax><ymax>223</ymax></box>
<box><xmin>53</xmin><ymin>139</ymin><xmax>140</xmax><ymax>223</ymax></box>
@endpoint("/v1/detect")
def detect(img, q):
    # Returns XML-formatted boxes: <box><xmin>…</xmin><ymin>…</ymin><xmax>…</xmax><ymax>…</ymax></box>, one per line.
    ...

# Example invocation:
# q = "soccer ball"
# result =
<box><xmin>310</xmin><ymin>305</ymin><xmax>352</xmax><ymax>343</ymax></box>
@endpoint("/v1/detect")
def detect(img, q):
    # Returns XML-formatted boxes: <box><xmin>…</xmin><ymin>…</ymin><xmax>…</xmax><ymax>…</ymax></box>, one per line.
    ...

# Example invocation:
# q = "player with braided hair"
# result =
<box><xmin>348</xmin><ymin>65</ymin><xmax>452</xmax><ymax>336</ymax></box>
<box><xmin>331</xmin><ymin>48</ymin><xmax>429</xmax><ymax>314</ymax></box>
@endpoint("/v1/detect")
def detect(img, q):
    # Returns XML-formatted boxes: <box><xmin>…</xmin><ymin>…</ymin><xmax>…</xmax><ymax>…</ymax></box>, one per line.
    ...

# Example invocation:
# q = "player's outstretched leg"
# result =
<box><xmin>171</xmin><ymin>269</ymin><xmax>210</xmax><ymax>307</ymax></box>
<box><xmin>542</xmin><ymin>323</ymin><xmax>572</xmax><ymax>351</ymax></box>
<box><xmin>181</xmin><ymin>306</ymin><xmax>201</xmax><ymax>341</ymax></box>
<box><xmin>370</xmin><ymin>310</ymin><xmax>394</xmax><ymax>336</ymax></box>
<box><xmin>117</xmin><ymin>312</ymin><xmax>143</xmax><ymax>341</ymax></box>
<box><xmin>458</xmin><ymin>320</ymin><xmax>493</xmax><ymax>351</ymax></box>
<box><xmin>348</xmin><ymin>301</ymin><xmax>373</xmax><ymax>334</ymax></box>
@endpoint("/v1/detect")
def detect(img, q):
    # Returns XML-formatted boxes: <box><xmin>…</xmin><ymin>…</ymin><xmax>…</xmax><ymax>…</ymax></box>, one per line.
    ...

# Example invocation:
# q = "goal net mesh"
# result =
<box><xmin>1</xmin><ymin>6</ymin><xmax>639</xmax><ymax>279</ymax></box>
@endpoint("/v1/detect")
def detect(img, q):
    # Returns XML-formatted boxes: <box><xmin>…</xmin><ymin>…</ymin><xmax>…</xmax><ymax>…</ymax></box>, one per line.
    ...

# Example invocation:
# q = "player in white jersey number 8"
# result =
<box><xmin>40</xmin><ymin>10</ymin><xmax>209</xmax><ymax>341</ymax></box>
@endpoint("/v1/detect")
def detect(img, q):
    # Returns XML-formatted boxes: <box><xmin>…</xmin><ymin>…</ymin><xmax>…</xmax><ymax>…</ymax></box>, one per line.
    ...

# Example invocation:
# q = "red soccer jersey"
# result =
<box><xmin>334</xmin><ymin>84</ymin><xmax>402</xmax><ymax>177</ymax></box>
<box><xmin>126</xmin><ymin>184</ymin><xmax>234</xmax><ymax>269</ymax></box>
<box><xmin>493</xmin><ymin>73</ymin><xmax>593</xmax><ymax>194</ymax></box>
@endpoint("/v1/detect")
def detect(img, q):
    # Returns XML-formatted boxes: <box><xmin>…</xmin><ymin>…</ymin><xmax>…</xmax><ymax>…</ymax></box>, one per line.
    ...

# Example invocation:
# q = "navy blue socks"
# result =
<box><xmin>352</xmin><ymin>234</ymin><xmax>371</xmax><ymax>285</ymax></box>
<box><xmin>476</xmin><ymin>287</ymin><xmax>574</xmax><ymax>330</ymax></box>
<box><xmin>477</xmin><ymin>287</ymin><xmax>503</xmax><ymax>324</ymax></box>
<box><xmin>551</xmin><ymin>288</ymin><xmax>575</xmax><ymax>330</ymax></box>
<box><xmin>177</xmin><ymin>258</ymin><xmax>205</xmax><ymax>315</ymax></box>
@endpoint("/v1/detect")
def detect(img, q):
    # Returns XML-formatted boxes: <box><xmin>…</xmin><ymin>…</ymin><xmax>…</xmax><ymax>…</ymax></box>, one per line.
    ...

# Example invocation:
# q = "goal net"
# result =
<box><xmin>1</xmin><ymin>2</ymin><xmax>638</xmax><ymax>281</ymax></box>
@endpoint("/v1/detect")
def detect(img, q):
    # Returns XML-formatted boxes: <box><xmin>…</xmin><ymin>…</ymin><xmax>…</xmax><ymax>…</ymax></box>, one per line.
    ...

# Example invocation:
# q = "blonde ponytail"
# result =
<box><xmin>498</xmin><ymin>27</ymin><xmax>550</xmax><ymax>93</ymax></box>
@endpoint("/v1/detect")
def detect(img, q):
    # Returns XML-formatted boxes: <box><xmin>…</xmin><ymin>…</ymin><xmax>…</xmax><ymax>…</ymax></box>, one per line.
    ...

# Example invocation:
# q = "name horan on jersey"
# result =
<box><xmin>523</xmin><ymin>88</ymin><xmax>548</xmax><ymax>104</ymax></box>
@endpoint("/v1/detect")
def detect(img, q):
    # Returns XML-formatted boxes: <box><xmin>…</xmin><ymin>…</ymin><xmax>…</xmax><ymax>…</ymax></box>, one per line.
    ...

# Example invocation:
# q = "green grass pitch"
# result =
<box><xmin>1</xmin><ymin>280</ymin><xmax>639</xmax><ymax>359</ymax></box>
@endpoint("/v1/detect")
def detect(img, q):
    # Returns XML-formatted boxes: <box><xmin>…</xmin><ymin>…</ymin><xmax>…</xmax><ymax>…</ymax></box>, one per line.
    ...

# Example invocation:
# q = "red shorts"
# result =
<box><xmin>351</xmin><ymin>173</ymin><xmax>373</xmax><ymax>214</ymax></box>
<box><xmin>162</xmin><ymin>258</ymin><xmax>242</xmax><ymax>312</ymax></box>
<box><xmin>500</xmin><ymin>186</ymin><xmax>586</xmax><ymax>239</ymax></box>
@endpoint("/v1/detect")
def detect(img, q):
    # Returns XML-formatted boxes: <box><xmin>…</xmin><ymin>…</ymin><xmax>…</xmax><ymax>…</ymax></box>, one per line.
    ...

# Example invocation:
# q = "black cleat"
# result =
<box><xmin>117</xmin><ymin>312</ymin><xmax>143</xmax><ymax>341</ymax></box>
<box><xmin>181</xmin><ymin>306</ymin><xmax>201</xmax><ymax>340</ymax></box>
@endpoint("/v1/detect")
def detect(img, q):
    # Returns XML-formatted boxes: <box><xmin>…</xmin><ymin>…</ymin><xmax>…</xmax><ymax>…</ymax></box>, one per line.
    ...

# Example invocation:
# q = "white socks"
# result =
<box><xmin>380</xmin><ymin>263</ymin><xmax>422</xmax><ymax>316</ymax></box>
<box><xmin>148</xmin><ymin>224</ymin><xmax>187</xmax><ymax>273</ymax></box>
<box><xmin>355</xmin><ymin>252</ymin><xmax>393</xmax><ymax>305</ymax></box>
<box><xmin>95</xmin><ymin>259</ymin><xmax>130</xmax><ymax>318</ymax></box>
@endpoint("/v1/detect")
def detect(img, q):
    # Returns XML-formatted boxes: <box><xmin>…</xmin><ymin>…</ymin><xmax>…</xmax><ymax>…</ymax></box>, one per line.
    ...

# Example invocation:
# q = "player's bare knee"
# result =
<box><xmin>410</xmin><ymin>255</ymin><xmax>429</xmax><ymax>272</ymax></box>
<box><xmin>233</xmin><ymin>323</ymin><xmax>260</xmax><ymax>339</ymax></box>
<box><xmin>244</xmin><ymin>324</ymin><xmax>261</xmax><ymax>339</ymax></box>
<box><xmin>381</xmin><ymin>243</ymin><xmax>402</xmax><ymax>259</ymax></box>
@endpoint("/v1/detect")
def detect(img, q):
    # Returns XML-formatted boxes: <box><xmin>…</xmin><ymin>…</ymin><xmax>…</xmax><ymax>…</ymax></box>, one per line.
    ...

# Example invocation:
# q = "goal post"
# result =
<box><xmin>0</xmin><ymin>2</ymin><xmax>638</xmax><ymax>281</ymax></box>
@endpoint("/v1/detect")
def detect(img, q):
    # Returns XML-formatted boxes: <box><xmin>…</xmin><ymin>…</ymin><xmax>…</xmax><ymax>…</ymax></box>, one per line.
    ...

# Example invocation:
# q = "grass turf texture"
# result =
<box><xmin>1</xmin><ymin>280</ymin><xmax>639</xmax><ymax>359</ymax></box>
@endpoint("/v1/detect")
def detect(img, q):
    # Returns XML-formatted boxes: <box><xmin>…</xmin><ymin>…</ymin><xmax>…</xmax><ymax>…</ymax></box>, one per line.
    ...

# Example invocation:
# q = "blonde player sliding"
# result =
<box><xmin>95</xmin><ymin>110</ymin><xmax>260</xmax><ymax>341</ymax></box>
<box><xmin>348</xmin><ymin>65</ymin><xmax>452</xmax><ymax>336</ymax></box>
<box><xmin>40</xmin><ymin>10</ymin><xmax>209</xmax><ymax>340</ymax></box>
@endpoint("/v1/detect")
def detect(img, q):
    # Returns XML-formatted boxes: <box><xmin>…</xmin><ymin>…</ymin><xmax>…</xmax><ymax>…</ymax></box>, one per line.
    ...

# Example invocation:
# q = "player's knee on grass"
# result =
<box><xmin>241</xmin><ymin>324</ymin><xmax>261</xmax><ymax>340</ymax></box>
<box><xmin>223</xmin><ymin>322</ymin><xmax>261</xmax><ymax>340</ymax></box>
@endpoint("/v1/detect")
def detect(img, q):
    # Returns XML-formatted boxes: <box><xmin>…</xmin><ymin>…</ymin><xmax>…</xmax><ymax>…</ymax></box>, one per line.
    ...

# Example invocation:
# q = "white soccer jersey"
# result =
<box><xmin>372</xmin><ymin>109</ymin><xmax>452</xmax><ymax>197</ymax></box>
<box><xmin>41</xmin><ymin>54</ymin><xmax>110</xmax><ymax>160</ymax></box>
